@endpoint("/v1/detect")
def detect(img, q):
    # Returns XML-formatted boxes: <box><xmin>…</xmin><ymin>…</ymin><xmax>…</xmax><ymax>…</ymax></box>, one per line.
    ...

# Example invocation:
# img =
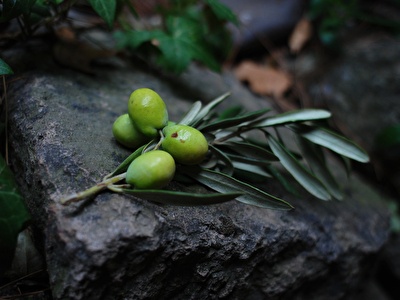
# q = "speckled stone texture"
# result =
<box><xmin>4</xmin><ymin>41</ymin><xmax>390</xmax><ymax>300</ymax></box>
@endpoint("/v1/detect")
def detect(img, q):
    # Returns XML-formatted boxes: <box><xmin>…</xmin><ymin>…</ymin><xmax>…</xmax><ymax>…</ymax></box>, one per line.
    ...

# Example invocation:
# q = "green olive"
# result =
<box><xmin>128</xmin><ymin>88</ymin><xmax>169</xmax><ymax>138</ymax></box>
<box><xmin>162</xmin><ymin>124</ymin><xmax>209</xmax><ymax>165</ymax></box>
<box><xmin>126</xmin><ymin>150</ymin><xmax>176</xmax><ymax>189</ymax></box>
<box><xmin>112</xmin><ymin>114</ymin><xmax>150</xmax><ymax>149</ymax></box>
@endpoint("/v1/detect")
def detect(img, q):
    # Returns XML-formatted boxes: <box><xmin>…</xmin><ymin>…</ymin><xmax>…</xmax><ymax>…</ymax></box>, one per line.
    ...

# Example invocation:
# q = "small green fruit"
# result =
<box><xmin>112</xmin><ymin>114</ymin><xmax>150</xmax><ymax>149</ymax></box>
<box><xmin>126</xmin><ymin>150</ymin><xmax>176</xmax><ymax>189</ymax></box>
<box><xmin>128</xmin><ymin>88</ymin><xmax>169</xmax><ymax>138</ymax></box>
<box><xmin>162</xmin><ymin>124</ymin><xmax>209</xmax><ymax>165</ymax></box>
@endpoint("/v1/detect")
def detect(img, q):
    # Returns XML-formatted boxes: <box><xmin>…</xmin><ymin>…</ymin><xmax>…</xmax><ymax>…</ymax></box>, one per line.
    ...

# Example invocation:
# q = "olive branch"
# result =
<box><xmin>60</xmin><ymin>92</ymin><xmax>369</xmax><ymax>209</ymax></box>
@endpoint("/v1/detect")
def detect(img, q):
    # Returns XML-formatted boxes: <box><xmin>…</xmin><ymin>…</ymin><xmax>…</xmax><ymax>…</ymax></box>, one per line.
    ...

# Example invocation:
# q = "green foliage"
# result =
<box><xmin>115</xmin><ymin>0</ymin><xmax>236</xmax><ymax>73</ymax></box>
<box><xmin>88</xmin><ymin>0</ymin><xmax>116</xmax><ymax>28</ymax></box>
<box><xmin>374</xmin><ymin>124</ymin><xmax>400</xmax><ymax>149</ymax></box>
<box><xmin>0</xmin><ymin>59</ymin><xmax>14</xmax><ymax>75</ymax></box>
<box><xmin>0</xmin><ymin>155</ymin><xmax>31</xmax><ymax>276</ymax></box>
<box><xmin>308</xmin><ymin>0</ymin><xmax>400</xmax><ymax>47</ymax></box>
<box><xmin>1</xmin><ymin>0</ymin><xmax>237</xmax><ymax>74</ymax></box>
<box><xmin>0</xmin><ymin>0</ymin><xmax>36</xmax><ymax>22</ymax></box>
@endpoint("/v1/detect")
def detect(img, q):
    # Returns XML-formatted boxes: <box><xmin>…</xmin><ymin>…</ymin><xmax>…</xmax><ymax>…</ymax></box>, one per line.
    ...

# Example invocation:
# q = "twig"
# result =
<box><xmin>60</xmin><ymin>172</ymin><xmax>127</xmax><ymax>205</ymax></box>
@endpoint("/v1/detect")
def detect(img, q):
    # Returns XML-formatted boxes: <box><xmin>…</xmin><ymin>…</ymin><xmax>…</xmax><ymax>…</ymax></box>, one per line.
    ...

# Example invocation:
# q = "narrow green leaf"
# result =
<box><xmin>179</xmin><ymin>101</ymin><xmax>202</xmax><ymax>125</ymax></box>
<box><xmin>297</xmin><ymin>136</ymin><xmax>343</xmax><ymax>200</ymax></box>
<box><xmin>200</xmin><ymin>108</ymin><xmax>270</xmax><ymax>132</ymax></box>
<box><xmin>121</xmin><ymin>189</ymin><xmax>242</xmax><ymax>206</ymax></box>
<box><xmin>267</xmin><ymin>134</ymin><xmax>331</xmax><ymax>200</ymax></box>
<box><xmin>267</xmin><ymin>164</ymin><xmax>299</xmax><ymax>196</ymax></box>
<box><xmin>191</xmin><ymin>92</ymin><xmax>230</xmax><ymax>127</ymax></box>
<box><xmin>0</xmin><ymin>155</ymin><xmax>31</xmax><ymax>275</ymax></box>
<box><xmin>225</xmin><ymin>152</ymin><xmax>272</xmax><ymax>166</ymax></box>
<box><xmin>108</xmin><ymin>144</ymin><xmax>147</xmax><ymax>177</ymax></box>
<box><xmin>220</xmin><ymin>141</ymin><xmax>278</xmax><ymax>161</ymax></box>
<box><xmin>251</xmin><ymin>109</ymin><xmax>331</xmax><ymax>128</ymax></box>
<box><xmin>180</xmin><ymin>166</ymin><xmax>293</xmax><ymax>210</ymax></box>
<box><xmin>217</xmin><ymin>106</ymin><xmax>243</xmax><ymax>120</ymax></box>
<box><xmin>88</xmin><ymin>0</ymin><xmax>116</xmax><ymax>28</ymax></box>
<box><xmin>231</xmin><ymin>161</ymin><xmax>272</xmax><ymax>178</ymax></box>
<box><xmin>0</xmin><ymin>59</ymin><xmax>13</xmax><ymax>75</ymax></box>
<box><xmin>293</xmin><ymin>124</ymin><xmax>370</xmax><ymax>163</ymax></box>
<box><xmin>209</xmin><ymin>144</ymin><xmax>234</xmax><ymax>175</ymax></box>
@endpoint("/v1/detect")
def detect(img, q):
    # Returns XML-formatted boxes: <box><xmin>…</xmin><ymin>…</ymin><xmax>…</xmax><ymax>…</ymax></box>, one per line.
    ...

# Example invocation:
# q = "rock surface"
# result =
<box><xmin>296</xmin><ymin>32</ymin><xmax>400</xmax><ymax>195</ymax></box>
<box><xmin>295</xmin><ymin>29</ymin><xmax>400</xmax><ymax>298</ymax></box>
<box><xmin>5</xmin><ymin>42</ymin><xmax>390</xmax><ymax>299</ymax></box>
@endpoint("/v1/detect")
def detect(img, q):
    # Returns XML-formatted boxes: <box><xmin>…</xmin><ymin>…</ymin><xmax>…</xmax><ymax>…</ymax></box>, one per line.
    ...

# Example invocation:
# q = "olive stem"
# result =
<box><xmin>60</xmin><ymin>172</ymin><xmax>127</xmax><ymax>205</ymax></box>
<box><xmin>153</xmin><ymin>129</ymin><xmax>165</xmax><ymax>150</ymax></box>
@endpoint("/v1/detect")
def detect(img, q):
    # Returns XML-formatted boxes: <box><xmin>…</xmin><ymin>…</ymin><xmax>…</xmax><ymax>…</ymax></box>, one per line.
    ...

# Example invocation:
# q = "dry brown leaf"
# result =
<box><xmin>288</xmin><ymin>17</ymin><xmax>313</xmax><ymax>54</ymax></box>
<box><xmin>234</xmin><ymin>61</ymin><xmax>293</xmax><ymax>98</ymax></box>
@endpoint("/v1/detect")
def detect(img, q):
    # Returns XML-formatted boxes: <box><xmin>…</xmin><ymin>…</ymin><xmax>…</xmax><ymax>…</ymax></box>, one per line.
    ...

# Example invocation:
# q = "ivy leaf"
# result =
<box><xmin>88</xmin><ymin>0</ymin><xmax>116</xmax><ymax>28</ymax></box>
<box><xmin>0</xmin><ymin>155</ymin><xmax>31</xmax><ymax>275</ymax></box>
<box><xmin>180</xmin><ymin>166</ymin><xmax>294</xmax><ymax>210</ymax></box>
<box><xmin>267</xmin><ymin>134</ymin><xmax>331</xmax><ymax>200</ymax></box>
<box><xmin>0</xmin><ymin>58</ymin><xmax>14</xmax><ymax>75</ymax></box>
<box><xmin>116</xmin><ymin>13</ymin><xmax>221</xmax><ymax>73</ymax></box>
<box><xmin>204</xmin><ymin>0</ymin><xmax>239</xmax><ymax>25</ymax></box>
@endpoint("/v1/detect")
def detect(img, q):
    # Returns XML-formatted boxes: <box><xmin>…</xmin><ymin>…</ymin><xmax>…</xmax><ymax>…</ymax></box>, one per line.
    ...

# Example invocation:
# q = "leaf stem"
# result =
<box><xmin>60</xmin><ymin>172</ymin><xmax>127</xmax><ymax>205</ymax></box>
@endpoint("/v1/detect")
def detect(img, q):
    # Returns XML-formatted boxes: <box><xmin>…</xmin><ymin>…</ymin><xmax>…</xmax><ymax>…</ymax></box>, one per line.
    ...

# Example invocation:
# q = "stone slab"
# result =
<box><xmin>4</xmin><ymin>41</ymin><xmax>390</xmax><ymax>299</ymax></box>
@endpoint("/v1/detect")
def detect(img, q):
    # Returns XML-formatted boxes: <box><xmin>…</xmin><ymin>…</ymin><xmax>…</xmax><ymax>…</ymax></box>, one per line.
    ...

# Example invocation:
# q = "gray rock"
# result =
<box><xmin>5</xmin><ymin>42</ymin><xmax>390</xmax><ymax>300</ymax></box>
<box><xmin>297</xmin><ymin>33</ymin><xmax>400</xmax><ymax>154</ymax></box>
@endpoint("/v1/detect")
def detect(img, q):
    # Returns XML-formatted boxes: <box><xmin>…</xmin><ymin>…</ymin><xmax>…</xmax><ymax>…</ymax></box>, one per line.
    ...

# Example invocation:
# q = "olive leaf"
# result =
<box><xmin>180</xmin><ymin>166</ymin><xmax>294</xmax><ymax>210</ymax></box>
<box><xmin>179</xmin><ymin>101</ymin><xmax>202</xmax><ymax>125</ymax></box>
<box><xmin>218</xmin><ymin>141</ymin><xmax>278</xmax><ymax>161</ymax></box>
<box><xmin>231</xmin><ymin>161</ymin><xmax>273</xmax><ymax>180</ymax></box>
<box><xmin>296</xmin><ymin>136</ymin><xmax>343</xmax><ymax>200</ymax></box>
<box><xmin>190</xmin><ymin>92</ymin><xmax>231</xmax><ymax>127</ymax></box>
<box><xmin>266</xmin><ymin>134</ymin><xmax>331</xmax><ymax>200</ymax></box>
<box><xmin>208</xmin><ymin>144</ymin><xmax>234</xmax><ymax>175</ymax></box>
<box><xmin>266</xmin><ymin>164</ymin><xmax>300</xmax><ymax>196</ymax></box>
<box><xmin>290</xmin><ymin>124</ymin><xmax>370</xmax><ymax>163</ymax></box>
<box><xmin>199</xmin><ymin>108</ymin><xmax>270</xmax><ymax>132</ymax></box>
<box><xmin>217</xmin><ymin>106</ymin><xmax>243</xmax><ymax>120</ymax></box>
<box><xmin>251</xmin><ymin>109</ymin><xmax>331</xmax><ymax>128</ymax></box>
<box><xmin>120</xmin><ymin>189</ymin><xmax>242</xmax><ymax>206</ymax></box>
<box><xmin>107</xmin><ymin>144</ymin><xmax>147</xmax><ymax>177</ymax></box>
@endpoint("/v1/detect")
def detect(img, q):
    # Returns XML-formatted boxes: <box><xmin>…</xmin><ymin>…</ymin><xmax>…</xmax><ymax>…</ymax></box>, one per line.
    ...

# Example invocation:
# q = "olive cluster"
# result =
<box><xmin>112</xmin><ymin>88</ymin><xmax>209</xmax><ymax>189</ymax></box>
